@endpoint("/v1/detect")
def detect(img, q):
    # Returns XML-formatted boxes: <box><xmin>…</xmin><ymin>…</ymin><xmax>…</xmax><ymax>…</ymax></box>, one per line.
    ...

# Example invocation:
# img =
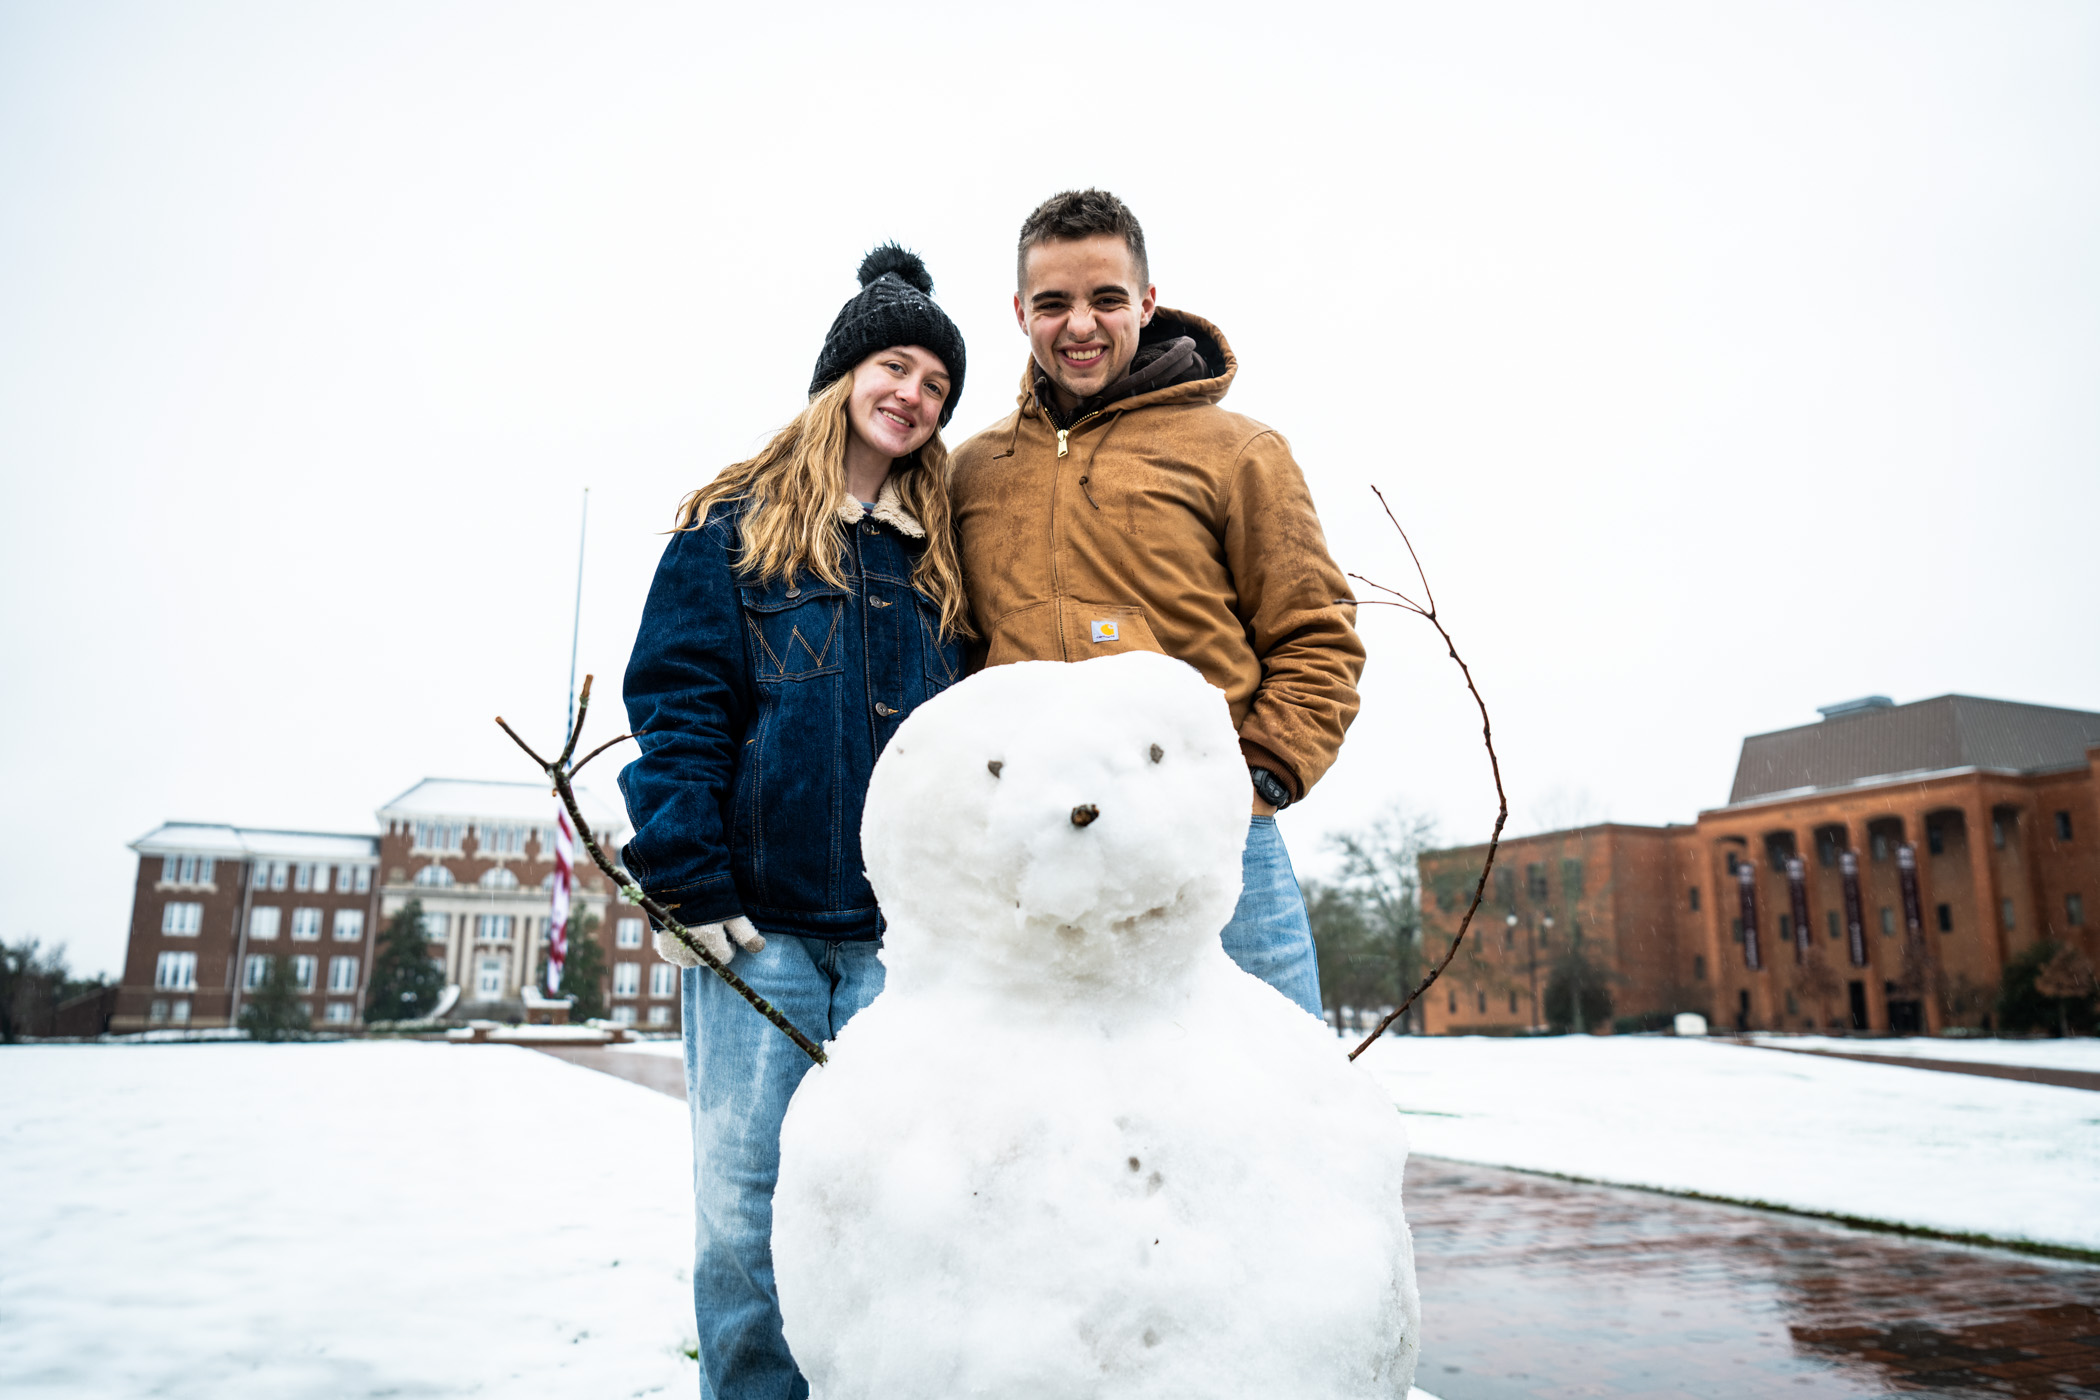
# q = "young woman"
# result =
<box><xmin>618</xmin><ymin>245</ymin><xmax>969</xmax><ymax>1398</ymax></box>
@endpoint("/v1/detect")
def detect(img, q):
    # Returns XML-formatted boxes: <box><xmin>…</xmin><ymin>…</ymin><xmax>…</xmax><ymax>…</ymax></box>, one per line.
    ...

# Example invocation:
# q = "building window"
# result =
<box><xmin>290</xmin><ymin>956</ymin><xmax>317</xmax><ymax>991</ymax></box>
<box><xmin>1813</xmin><ymin>826</ymin><xmax>1846</xmax><ymax>868</ymax></box>
<box><xmin>1508</xmin><ymin>991</ymin><xmax>1519</xmax><ymax>1013</ymax></box>
<box><xmin>161</xmin><ymin>902</ymin><xmax>203</xmax><ymax>936</ymax></box>
<box><xmin>413</xmin><ymin>864</ymin><xmax>456</xmax><ymax>888</ymax></box>
<box><xmin>2001</xmin><ymin>898</ymin><xmax>2015</xmax><ymax>932</ymax></box>
<box><xmin>2057</xmin><ymin>812</ymin><xmax>2074</xmax><ymax>842</ymax></box>
<box><xmin>480</xmin><ymin>866</ymin><xmax>519</xmax><ymax>891</ymax></box>
<box><xmin>1826</xmin><ymin>910</ymin><xmax>1840</xmax><ymax>940</ymax></box>
<box><xmin>249</xmin><ymin>907</ymin><xmax>281</xmax><ymax>941</ymax></box>
<box><xmin>1785</xmin><ymin>991</ymin><xmax>1799</xmax><ymax>1016</ymax></box>
<box><xmin>1560</xmin><ymin>859</ymin><xmax>1585</xmax><ymax>899</ymax></box>
<box><xmin>154</xmin><ymin>951</ymin><xmax>198</xmax><ymax>990</ymax></box>
<box><xmin>356</xmin><ymin>867</ymin><xmax>372</xmax><ymax>893</ymax></box>
<box><xmin>1935</xmin><ymin>903</ymin><xmax>1952</xmax><ymax>933</ymax></box>
<box><xmin>332</xmin><ymin>910</ymin><xmax>364</xmax><ymax>942</ymax></box>
<box><xmin>1525</xmin><ymin>863</ymin><xmax>1548</xmax><ymax>899</ymax></box>
<box><xmin>1692</xmin><ymin>954</ymin><xmax>1707</xmax><ymax>981</ymax></box>
<box><xmin>1731</xmin><ymin>917</ymin><xmax>1743</xmax><ymax>943</ymax></box>
<box><xmin>479</xmin><ymin>824</ymin><xmax>526</xmax><ymax>856</ymax></box>
<box><xmin>148</xmin><ymin>999</ymin><xmax>169</xmax><ymax>1024</ymax></box>
<box><xmin>476</xmin><ymin>914</ymin><xmax>513</xmax><ymax>942</ymax></box>
<box><xmin>414</xmin><ymin>822</ymin><xmax>464</xmax><ymax>853</ymax></box>
<box><xmin>251</xmin><ymin>861</ymin><xmax>283</xmax><ymax>891</ymax></box>
<box><xmin>1879</xmin><ymin>907</ymin><xmax>1895</xmax><ymax>936</ymax></box>
<box><xmin>614</xmin><ymin>962</ymin><xmax>641</xmax><ymax>997</ymax></box>
<box><xmin>611</xmin><ymin>1004</ymin><xmax>637</xmax><ymax>1026</ymax></box>
<box><xmin>1688</xmin><ymin>886</ymin><xmax>1700</xmax><ymax>912</ymax></box>
<box><xmin>169</xmin><ymin>999</ymin><xmax>191</xmax><ymax>1025</ymax></box>
<box><xmin>291</xmin><ymin>908</ymin><xmax>322</xmax><ymax>941</ymax></box>
<box><xmin>420</xmin><ymin>911</ymin><xmax>449</xmax><ymax>942</ymax></box>
<box><xmin>294</xmin><ymin>863</ymin><xmax>313</xmax><ymax>892</ymax></box>
<box><xmin>328</xmin><ymin>956</ymin><xmax>360</xmax><ymax>992</ymax></box>
<box><xmin>2068</xmin><ymin>893</ymin><xmax>2086</xmax><ymax>927</ymax></box>
<box><xmin>162</xmin><ymin>854</ymin><xmax>216</xmax><ymax>885</ymax></box>
<box><xmin>1779</xmin><ymin>913</ymin><xmax>1793</xmax><ymax>942</ymax></box>
<box><xmin>324</xmin><ymin>1002</ymin><xmax>355</xmax><ymax>1024</ymax></box>
<box><xmin>617</xmin><ymin>917</ymin><xmax>644</xmax><ymax>949</ymax></box>
<box><xmin>1477</xmin><ymin>991</ymin><xmax>1488</xmax><ymax>1014</ymax></box>
<box><xmin>335</xmin><ymin>866</ymin><xmax>354</xmax><ymax>892</ymax></box>
<box><xmin>649</xmin><ymin>963</ymin><xmax>676</xmax><ymax>998</ymax></box>
<box><xmin>648</xmin><ymin>1004</ymin><xmax>672</xmax><ymax>1026</ymax></box>
<box><xmin>1447</xmin><ymin>989</ymin><xmax>1457</xmax><ymax>1014</ymax></box>
<box><xmin>244</xmin><ymin>955</ymin><xmax>272</xmax><ymax>989</ymax></box>
<box><xmin>1927</xmin><ymin>825</ymin><xmax>1945</xmax><ymax>856</ymax></box>
<box><xmin>476</xmin><ymin>957</ymin><xmax>504</xmax><ymax>998</ymax></box>
<box><xmin>1870</xmin><ymin>832</ymin><xmax>1890</xmax><ymax>862</ymax></box>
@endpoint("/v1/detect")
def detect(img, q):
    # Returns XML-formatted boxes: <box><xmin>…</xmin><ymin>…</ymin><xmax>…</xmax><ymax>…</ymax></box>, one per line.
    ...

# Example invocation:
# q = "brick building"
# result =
<box><xmin>1419</xmin><ymin>694</ymin><xmax>2100</xmax><ymax>1035</ymax></box>
<box><xmin>375</xmin><ymin>778</ymin><xmax>678</xmax><ymax>1029</ymax></box>
<box><xmin>116</xmin><ymin>775</ymin><xmax>682</xmax><ymax>1033</ymax></box>
<box><xmin>116</xmin><ymin>824</ymin><xmax>381</xmax><ymax>1032</ymax></box>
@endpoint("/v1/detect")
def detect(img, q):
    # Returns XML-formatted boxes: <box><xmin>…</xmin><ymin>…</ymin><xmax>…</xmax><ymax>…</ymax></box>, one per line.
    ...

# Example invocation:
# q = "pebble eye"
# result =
<box><xmin>987</xmin><ymin>760</ymin><xmax>1003</xmax><ymax>778</ymax></box>
<box><xmin>1149</xmin><ymin>744</ymin><xmax>1163</xmax><ymax>764</ymax></box>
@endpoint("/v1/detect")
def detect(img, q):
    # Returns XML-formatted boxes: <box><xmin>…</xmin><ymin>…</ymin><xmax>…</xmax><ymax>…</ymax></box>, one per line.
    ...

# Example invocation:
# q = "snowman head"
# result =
<box><xmin>862</xmin><ymin>652</ymin><xmax>1251</xmax><ymax>995</ymax></box>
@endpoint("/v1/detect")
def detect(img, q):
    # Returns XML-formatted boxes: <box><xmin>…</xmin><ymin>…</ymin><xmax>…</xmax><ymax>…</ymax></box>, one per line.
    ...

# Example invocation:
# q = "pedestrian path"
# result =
<box><xmin>1741</xmin><ymin>1041</ymin><xmax>2100</xmax><ymax>1093</ymax></box>
<box><xmin>1409</xmin><ymin>1158</ymin><xmax>2100</xmax><ymax>1398</ymax></box>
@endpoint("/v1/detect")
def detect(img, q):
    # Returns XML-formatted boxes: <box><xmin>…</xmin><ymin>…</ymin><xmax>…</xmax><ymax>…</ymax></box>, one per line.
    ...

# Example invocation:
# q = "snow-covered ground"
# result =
<box><xmin>1</xmin><ymin>1041</ymin><xmax>1444</xmax><ymax>1399</ymax></box>
<box><xmin>1746</xmin><ymin>1032</ymin><xmax>2100</xmax><ymax>1072</ymax></box>
<box><xmin>1355</xmin><ymin>1034</ymin><xmax>2100</xmax><ymax>1252</ymax></box>
<box><xmin>1</xmin><ymin>1042</ymin><xmax>699</xmax><ymax>1399</ymax></box>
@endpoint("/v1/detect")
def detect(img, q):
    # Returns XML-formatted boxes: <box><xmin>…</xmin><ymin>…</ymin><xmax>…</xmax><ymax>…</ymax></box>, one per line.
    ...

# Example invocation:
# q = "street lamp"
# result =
<box><xmin>1540</xmin><ymin>915</ymin><xmax>1556</xmax><ymax>1033</ymax></box>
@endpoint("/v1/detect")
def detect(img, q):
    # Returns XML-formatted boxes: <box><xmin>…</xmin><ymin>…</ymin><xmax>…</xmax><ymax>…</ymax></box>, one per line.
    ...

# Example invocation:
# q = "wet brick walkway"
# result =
<box><xmin>1407</xmin><ymin>1158</ymin><xmax>2100</xmax><ymax>1398</ymax></box>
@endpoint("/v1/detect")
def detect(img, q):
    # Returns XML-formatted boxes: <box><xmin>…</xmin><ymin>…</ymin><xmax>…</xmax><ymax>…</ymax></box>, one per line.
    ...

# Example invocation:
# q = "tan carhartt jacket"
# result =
<box><xmin>948</xmin><ymin>308</ymin><xmax>1363</xmax><ymax>798</ymax></box>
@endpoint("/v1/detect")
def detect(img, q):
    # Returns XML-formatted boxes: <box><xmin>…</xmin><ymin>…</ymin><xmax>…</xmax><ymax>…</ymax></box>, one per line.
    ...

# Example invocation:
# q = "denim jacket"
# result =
<box><xmin>618</xmin><ymin>484</ymin><xmax>962</xmax><ymax>941</ymax></box>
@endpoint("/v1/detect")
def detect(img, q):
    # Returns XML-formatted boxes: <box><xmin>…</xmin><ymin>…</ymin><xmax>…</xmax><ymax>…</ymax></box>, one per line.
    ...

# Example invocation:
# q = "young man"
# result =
<box><xmin>949</xmin><ymin>189</ymin><xmax>1364</xmax><ymax>1016</ymax></box>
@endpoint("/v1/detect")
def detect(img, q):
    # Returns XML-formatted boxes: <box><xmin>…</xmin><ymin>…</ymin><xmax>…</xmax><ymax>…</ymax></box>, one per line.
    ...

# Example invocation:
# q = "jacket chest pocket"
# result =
<box><xmin>739</xmin><ymin>581</ymin><xmax>849</xmax><ymax>682</ymax></box>
<box><xmin>915</xmin><ymin>595</ymin><xmax>961</xmax><ymax>693</ymax></box>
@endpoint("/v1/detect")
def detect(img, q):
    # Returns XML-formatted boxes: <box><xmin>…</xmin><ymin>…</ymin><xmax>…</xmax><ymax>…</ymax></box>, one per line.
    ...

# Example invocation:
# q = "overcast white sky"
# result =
<box><xmin>4</xmin><ymin>1</ymin><xmax>2095</xmax><ymax>978</ymax></box>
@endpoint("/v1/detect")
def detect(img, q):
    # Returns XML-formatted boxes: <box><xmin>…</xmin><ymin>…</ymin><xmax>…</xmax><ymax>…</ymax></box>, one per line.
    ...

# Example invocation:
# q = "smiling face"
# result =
<box><xmin>1014</xmin><ymin>234</ymin><xmax>1157</xmax><ymax>412</ymax></box>
<box><xmin>846</xmin><ymin>345</ymin><xmax>950</xmax><ymax>462</ymax></box>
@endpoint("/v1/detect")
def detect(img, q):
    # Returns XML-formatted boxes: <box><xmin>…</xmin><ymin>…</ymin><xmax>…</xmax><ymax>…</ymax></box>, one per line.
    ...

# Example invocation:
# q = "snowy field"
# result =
<box><xmin>1</xmin><ymin>1042</ymin><xmax>1443</xmax><ymax>1400</ymax></box>
<box><xmin>1</xmin><ymin>1042</ymin><xmax>700</xmax><ymax>1400</ymax></box>
<box><xmin>1354</xmin><ymin>1034</ymin><xmax>2100</xmax><ymax>1252</ymax></box>
<box><xmin>1746</xmin><ymin>1032</ymin><xmax>2100</xmax><ymax>1072</ymax></box>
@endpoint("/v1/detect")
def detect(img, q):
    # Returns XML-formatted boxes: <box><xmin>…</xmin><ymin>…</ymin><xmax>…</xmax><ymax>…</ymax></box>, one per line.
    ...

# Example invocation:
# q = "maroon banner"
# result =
<box><xmin>1786</xmin><ymin>856</ymin><xmax>1812</xmax><ymax>964</ymax></box>
<box><xmin>1897</xmin><ymin>843</ymin><xmax>1924</xmax><ymax>943</ymax></box>
<box><xmin>1839</xmin><ymin>850</ymin><xmax>1867</xmax><ymax>967</ymax></box>
<box><xmin>1737</xmin><ymin>861</ymin><xmax>1761</xmax><ymax>970</ymax></box>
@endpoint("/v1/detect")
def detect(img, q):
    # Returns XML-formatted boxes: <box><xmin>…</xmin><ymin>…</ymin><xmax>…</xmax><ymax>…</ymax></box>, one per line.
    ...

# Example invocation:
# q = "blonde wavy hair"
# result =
<box><xmin>675</xmin><ymin>374</ymin><xmax>973</xmax><ymax>640</ymax></box>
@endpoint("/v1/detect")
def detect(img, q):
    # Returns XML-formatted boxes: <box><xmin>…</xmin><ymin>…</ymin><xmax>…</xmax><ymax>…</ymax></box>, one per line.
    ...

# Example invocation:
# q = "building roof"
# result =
<box><xmin>130</xmin><ymin>823</ymin><xmax>380</xmax><ymax>861</ymax></box>
<box><xmin>375</xmin><ymin>777</ymin><xmax>624</xmax><ymax>836</ymax></box>
<box><xmin>1726</xmin><ymin>695</ymin><xmax>2100</xmax><ymax>806</ymax></box>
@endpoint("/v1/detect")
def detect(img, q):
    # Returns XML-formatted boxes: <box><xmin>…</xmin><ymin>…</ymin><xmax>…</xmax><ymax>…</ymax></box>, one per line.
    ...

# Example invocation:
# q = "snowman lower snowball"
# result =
<box><xmin>772</xmin><ymin>652</ymin><xmax>1420</xmax><ymax>1398</ymax></box>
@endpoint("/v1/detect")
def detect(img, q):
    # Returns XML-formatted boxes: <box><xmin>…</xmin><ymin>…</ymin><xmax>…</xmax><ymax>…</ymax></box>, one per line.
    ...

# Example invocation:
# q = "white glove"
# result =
<box><xmin>654</xmin><ymin>916</ymin><xmax>765</xmax><ymax>969</ymax></box>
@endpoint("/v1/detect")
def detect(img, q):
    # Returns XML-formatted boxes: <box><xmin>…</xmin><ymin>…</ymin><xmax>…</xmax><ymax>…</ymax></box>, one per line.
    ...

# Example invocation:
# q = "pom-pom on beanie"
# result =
<box><xmin>809</xmin><ymin>244</ymin><xmax>967</xmax><ymax>429</ymax></box>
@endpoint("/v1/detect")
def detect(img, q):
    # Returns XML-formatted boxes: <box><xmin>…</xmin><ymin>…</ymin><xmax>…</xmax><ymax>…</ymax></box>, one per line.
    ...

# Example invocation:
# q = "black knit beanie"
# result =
<box><xmin>809</xmin><ymin>244</ymin><xmax>967</xmax><ymax>429</ymax></box>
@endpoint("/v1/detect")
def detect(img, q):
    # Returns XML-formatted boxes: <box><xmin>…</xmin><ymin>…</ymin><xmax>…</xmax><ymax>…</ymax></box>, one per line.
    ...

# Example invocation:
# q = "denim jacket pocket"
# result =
<box><xmin>739</xmin><ymin>580</ymin><xmax>849</xmax><ymax>682</ymax></box>
<box><xmin>915</xmin><ymin>593</ymin><xmax>961</xmax><ymax>694</ymax></box>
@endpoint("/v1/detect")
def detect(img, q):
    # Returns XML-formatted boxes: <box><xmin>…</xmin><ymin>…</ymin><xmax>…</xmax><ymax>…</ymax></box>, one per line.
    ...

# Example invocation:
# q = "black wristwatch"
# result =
<box><xmin>1249</xmin><ymin>766</ymin><xmax>1294</xmax><ymax>811</ymax></box>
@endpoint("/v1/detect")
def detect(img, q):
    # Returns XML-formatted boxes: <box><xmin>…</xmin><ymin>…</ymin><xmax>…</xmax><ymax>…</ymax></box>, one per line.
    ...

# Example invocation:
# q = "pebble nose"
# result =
<box><xmin>1070</xmin><ymin>804</ymin><xmax>1100</xmax><ymax>828</ymax></box>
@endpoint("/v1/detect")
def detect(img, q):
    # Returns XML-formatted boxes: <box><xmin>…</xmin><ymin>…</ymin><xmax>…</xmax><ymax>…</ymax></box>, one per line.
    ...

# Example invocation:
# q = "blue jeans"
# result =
<box><xmin>681</xmin><ymin>936</ymin><xmax>886</xmax><ymax>1400</ymax></box>
<box><xmin>1219</xmin><ymin>815</ymin><xmax>1324</xmax><ymax>1016</ymax></box>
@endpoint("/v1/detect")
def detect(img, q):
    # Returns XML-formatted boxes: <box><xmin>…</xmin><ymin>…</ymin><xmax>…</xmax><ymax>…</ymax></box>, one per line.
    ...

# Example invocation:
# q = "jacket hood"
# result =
<box><xmin>1017</xmin><ymin>307</ymin><xmax>1237</xmax><ymax>423</ymax></box>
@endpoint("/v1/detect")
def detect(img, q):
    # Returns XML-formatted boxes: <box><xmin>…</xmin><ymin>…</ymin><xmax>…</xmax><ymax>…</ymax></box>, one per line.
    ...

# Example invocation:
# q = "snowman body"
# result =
<box><xmin>772</xmin><ymin>653</ymin><xmax>1419</xmax><ymax>1399</ymax></box>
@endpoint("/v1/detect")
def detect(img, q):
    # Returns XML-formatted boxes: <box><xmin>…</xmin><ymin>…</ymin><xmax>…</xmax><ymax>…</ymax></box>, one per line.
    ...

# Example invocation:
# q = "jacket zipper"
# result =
<box><xmin>1054</xmin><ymin>409</ymin><xmax>1105</xmax><ymax>459</ymax></box>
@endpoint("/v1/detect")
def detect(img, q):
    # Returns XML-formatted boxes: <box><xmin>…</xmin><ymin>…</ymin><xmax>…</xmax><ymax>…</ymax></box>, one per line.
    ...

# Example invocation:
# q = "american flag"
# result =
<box><xmin>547</xmin><ymin>806</ymin><xmax>574</xmax><ymax>993</ymax></box>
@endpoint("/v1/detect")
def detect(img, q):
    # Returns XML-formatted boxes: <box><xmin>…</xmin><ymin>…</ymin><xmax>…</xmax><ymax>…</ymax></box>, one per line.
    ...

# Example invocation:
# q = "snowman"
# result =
<box><xmin>772</xmin><ymin>652</ymin><xmax>1419</xmax><ymax>1399</ymax></box>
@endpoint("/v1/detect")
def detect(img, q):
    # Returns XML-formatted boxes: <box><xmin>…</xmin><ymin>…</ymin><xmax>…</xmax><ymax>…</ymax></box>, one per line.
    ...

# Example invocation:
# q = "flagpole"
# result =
<box><xmin>564</xmin><ymin>488</ymin><xmax>589</xmax><ymax>744</ymax></box>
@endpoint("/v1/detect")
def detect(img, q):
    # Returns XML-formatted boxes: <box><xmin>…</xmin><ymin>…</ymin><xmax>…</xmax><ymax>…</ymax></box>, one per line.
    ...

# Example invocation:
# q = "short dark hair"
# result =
<box><xmin>1016</xmin><ymin>189</ymin><xmax>1149</xmax><ymax>291</ymax></box>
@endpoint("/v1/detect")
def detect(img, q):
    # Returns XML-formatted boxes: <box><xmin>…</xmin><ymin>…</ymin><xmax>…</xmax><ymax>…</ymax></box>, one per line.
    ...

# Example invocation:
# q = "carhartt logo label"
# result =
<box><xmin>1090</xmin><ymin>620</ymin><xmax>1119</xmax><ymax>643</ymax></box>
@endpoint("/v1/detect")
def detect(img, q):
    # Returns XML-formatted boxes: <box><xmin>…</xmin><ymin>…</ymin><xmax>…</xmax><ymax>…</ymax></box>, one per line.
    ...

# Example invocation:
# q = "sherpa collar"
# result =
<box><xmin>835</xmin><ymin>476</ymin><xmax>925</xmax><ymax>539</ymax></box>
